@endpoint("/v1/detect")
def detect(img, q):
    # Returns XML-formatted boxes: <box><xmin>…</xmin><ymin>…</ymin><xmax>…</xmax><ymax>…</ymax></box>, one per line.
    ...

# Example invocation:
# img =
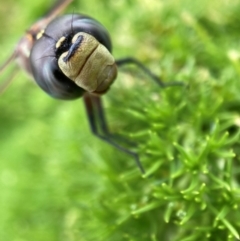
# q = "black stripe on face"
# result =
<box><xmin>63</xmin><ymin>34</ymin><xmax>83</xmax><ymax>62</ymax></box>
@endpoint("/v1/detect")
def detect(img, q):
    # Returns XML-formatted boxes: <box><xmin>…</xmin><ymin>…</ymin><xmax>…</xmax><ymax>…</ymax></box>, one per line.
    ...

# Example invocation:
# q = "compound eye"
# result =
<box><xmin>58</xmin><ymin>32</ymin><xmax>117</xmax><ymax>94</ymax></box>
<box><xmin>30</xmin><ymin>14</ymin><xmax>115</xmax><ymax>99</ymax></box>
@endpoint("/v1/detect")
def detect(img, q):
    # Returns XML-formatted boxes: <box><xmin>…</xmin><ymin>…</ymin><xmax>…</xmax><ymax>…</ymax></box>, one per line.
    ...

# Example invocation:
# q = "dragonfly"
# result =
<box><xmin>0</xmin><ymin>0</ymin><xmax>182</xmax><ymax>174</ymax></box>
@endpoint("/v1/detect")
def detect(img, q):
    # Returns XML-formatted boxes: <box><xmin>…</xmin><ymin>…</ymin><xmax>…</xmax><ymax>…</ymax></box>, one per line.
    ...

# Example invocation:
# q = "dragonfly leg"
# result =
<box><xmin>83</xmin><ymin>93</ymin><xmax>145</xmax><ymax>174</ymax></box>
<box><xmin>116</xmin><ymin>57</ymin><xmax>183</xmax><ymax>87</ymax></box>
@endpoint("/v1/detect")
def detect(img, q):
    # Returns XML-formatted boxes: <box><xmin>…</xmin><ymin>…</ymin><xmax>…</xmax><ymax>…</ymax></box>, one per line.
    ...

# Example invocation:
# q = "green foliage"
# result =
<box><xmin>1</xmin><ymin>0</ymin><xmax>240</xmax><ymax>240</ymax></box>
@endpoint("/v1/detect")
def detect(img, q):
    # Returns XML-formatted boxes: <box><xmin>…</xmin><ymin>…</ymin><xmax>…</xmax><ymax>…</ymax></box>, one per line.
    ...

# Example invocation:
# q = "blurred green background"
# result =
<box><xmin>1</xmin><ymin>0</ymin><xmax>240</xmax><ymax>240</ymax></box>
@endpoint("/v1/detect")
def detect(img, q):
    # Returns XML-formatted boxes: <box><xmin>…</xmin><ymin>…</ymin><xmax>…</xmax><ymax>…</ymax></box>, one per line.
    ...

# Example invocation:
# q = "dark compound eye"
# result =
<box><xmin>30</xmin><ymin>14</ymin><xmax>117</xmax><ymax>100</ymax></box>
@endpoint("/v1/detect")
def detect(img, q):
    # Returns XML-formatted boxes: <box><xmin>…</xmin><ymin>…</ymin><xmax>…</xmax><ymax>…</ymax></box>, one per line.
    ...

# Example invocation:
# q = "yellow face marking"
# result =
<box><xmin>58</xmin><ymin>32</ymin><xmax>117</xmax><ymax>93</ymax></box>
<box><xmin>36</xmin><ymin>29</ymin><xmax>45</xmax><ymax>40</ymax></box>
<box><xmin>56</xmin><ymin>36</ymin><xmax>66</xmax><ymax>49</ymax></box>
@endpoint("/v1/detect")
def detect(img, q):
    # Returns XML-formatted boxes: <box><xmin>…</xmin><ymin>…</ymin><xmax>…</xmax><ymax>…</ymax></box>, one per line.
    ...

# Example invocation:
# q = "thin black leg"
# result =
<box><xmin>91</xmin><ymin>96</ymin><xmax>136</xmax><ymax>146</ymax></box>
<box><xmin>83</xmin><ymin>93</ymin><xmax>145</xmax><ymax>174</ymax></box>
<box><xmin>116</xmin><ymin>57</ymin><xmax>183</xmax><ymax>87</ymax></box>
